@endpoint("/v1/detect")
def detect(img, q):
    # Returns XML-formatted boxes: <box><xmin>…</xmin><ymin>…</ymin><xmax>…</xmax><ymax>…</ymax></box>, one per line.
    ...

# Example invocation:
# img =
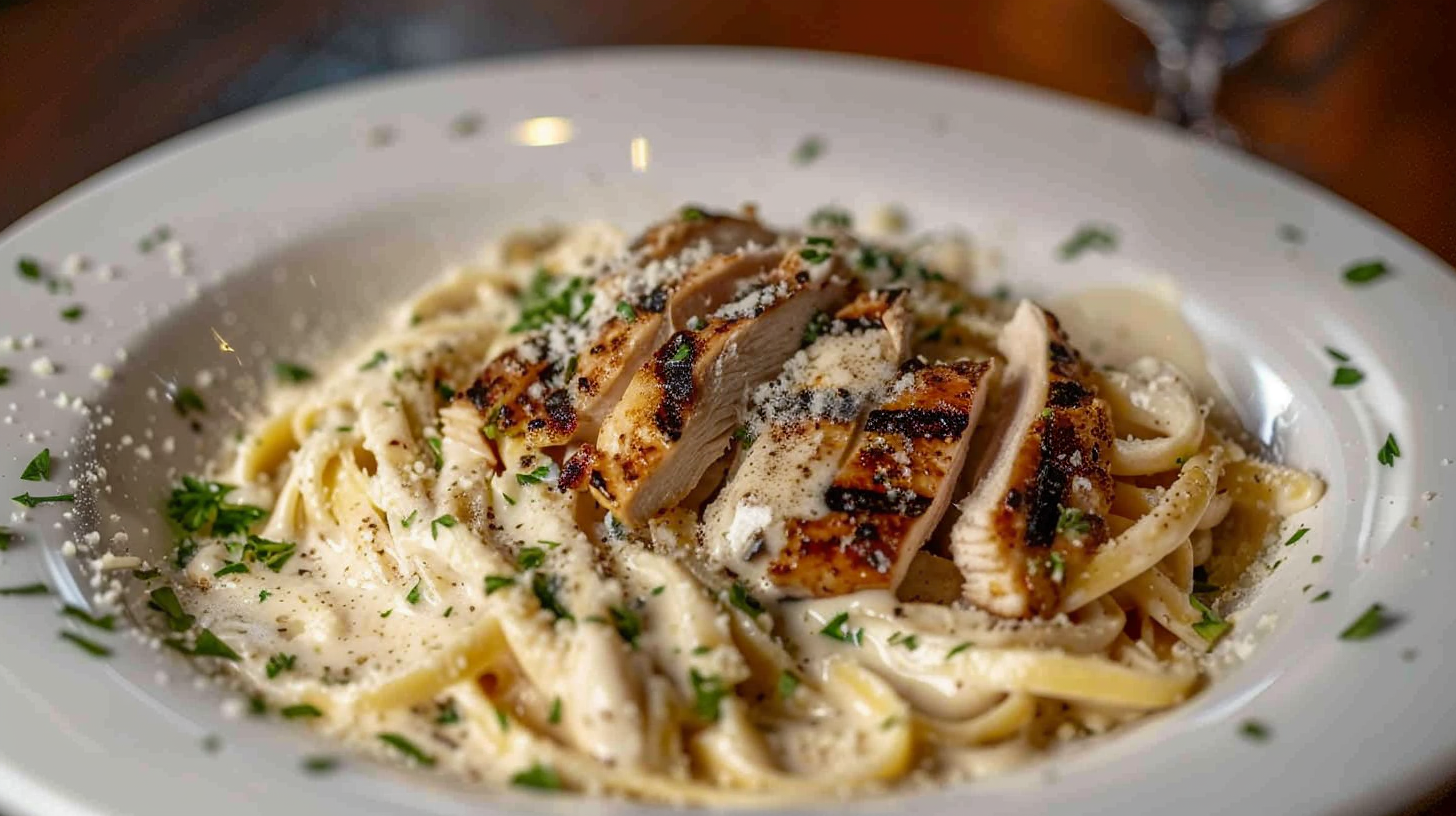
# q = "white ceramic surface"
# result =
<box><xmin>1</xmin><ymin>48</ymin><xmax>1453</xmax><ymax>816</ymax></box>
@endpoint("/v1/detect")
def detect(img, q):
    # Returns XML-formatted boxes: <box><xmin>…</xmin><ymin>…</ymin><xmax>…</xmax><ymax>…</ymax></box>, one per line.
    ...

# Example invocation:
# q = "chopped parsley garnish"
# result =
<box><xmin>0</xmin><ymin>366</ymin><xmax>9</xmax><ymax>386</ymax></box>
<box><xmin>430</xmin><ymin>514</ymin><xmax>457</xmax><ymax>540</ymax></box>
<box><xmin>60</xmin><ymin>305</ymin><xmax>84</xmax><ymax>322</ymax></box>
<box><xmin>510</xmin><ymin>270</ymin><xmax>594</xmax><ymax>333</ymax></box>
<box><xmin>608</xmin><ymin>604</ymin><xmax>643</xmax><ymax>647</ymax></box>
<box><xmin>406</xmin><ymin>578</ymin><xmax>423</xmax><ymax>605</ymax></box>
<box><xmin>501</xmin><ymin>492</ymin><xmax>516</xmax><ymax>506</ymax></box>
<box><xmin>516</xmin><ymin>465</ymin><xmax>551</xmax><ymax>486</ymax></box>
<box><xmin>615</xmin><ymin>300</ymin><xmax>637</xmax><ymax>323</ymax></box>
<box><xmin>1240</xmin><ymin>720</ymin><xmax>1270</xmax><ymax>741</ymax></box>
<box><xmin>548</xmin><ymin>697</ymin><xmax>562</xmax><ymax>724</ymax></box>
<box><xmin>516</xmin><ymin>546</ymin><xmax>547</xmax><ymax>570</ymax></box>
<box><xmin>359</xmin><ymin>350</ymin><xmax>388</xmax><ymax>371</ymax></box>
<box><xmin>0</xmin><ymin>583</ymin><xmax>49</xmax><ymax>596</ymax></box>
<box><xmin>172</xmin><ymin>387</ymin><xmax>206</xmax><ymax>417</ymax></box>
<box><xmin>1058</xmin><ymin>225</ymin><xmax>1117</xmax><ymax>260</ymax></box>
<box><xmin>18</xmin><ymin>257</ymin><xmax>42</xmax><ymax>281</ymax></box>
<box><xmin>60</xmin><ymin>605</ymin><xmax>115</xmax><ymax>631</ymax></box>
<box><xmin>148</xmin><ymin>587</ymin><xmax>195</xmax><ymax>631</ymax></box>
<box><xmin>20</xmin><ymin>448</ymin><xmax>50</xmax><ymax>482</ymax></box>
<box><xmin>1047</xmin><ymin>551</ymin><xmax>1066</xmax><ymax>583</ymax></box>
<box><xmin>1332</xmin><ymin>366</ymin><xmax>1364</xmax><ymax>387</ymax></box>
<box><xmin>668</xmin><ymin>336</ymin><xmax>692</xmax><ymax>363</ymax></box>
<box><xmin>539</xmin><ymin>539</ymin><xmax>561</xmax><ymax>549</ymax></box>
<box><xmin>728</xmin><ymin>582</ymin><xmax>765</xmax><ymax>617</ymax></box>
<box><xmin>443</xmin><ymin>606</ymin><xmax>452</xmax><ymax>618</ymax></box>
<box><xmin>0</xmin><ymin>527</ymin><xmax>12</xmax><ymax>551</ymax></box>
<box><xmin>301</xmin><ymin>756</ymin><xmax>339</xmax><ymax>774</ymax></box>
<box><xmin>266</xmin><ymin>653</ymin><xmax>297</xmax><ymax>678</ymax></box>
<box><xmin>426</xmin><ymin>437</ymin><xmax>443</xmax><ymax>470</ymax></box>
<box><xmin>1312</xmin><ymin>555</ymin><xmax>1324</xmax><ymax>563</ymax></box>
<box><xmin>731</xmin><ymin>424</ymin><xmax>756</xmax><ymax>449</ymax></box>
<box><xmin>173</xmin><ymin>539</ymin><xmax>199</xmax><ymax>569</ymax></box>
<box><xmin>777</xmin><ymin>670</ymin><xmax>799</xmax><ymax>700</ymax></box>
<box><xmin>801</xmin><ymin>309</ymin><xmax>831</xmax><ymax>347</ymax></box>
<box><xmin>435</xmin><ymin>698</ymin><xmax>460</xmax><ymax>725</ymax></box>
<box><xmin>434</xmin><ymin>380</ymin><xmax>456</xmax><ymax>402</ymax></box>
<box><xmin>1339</xmin><ymin>603</ymin><xmax>1395</xmax><ymax>640</ymax></box>
<box><xmin>273</xmin><ymin>361</ymin><xmax>314</xmax><ymax>384</ymax></box>
<box><xmin>400</xmin><ymin>510</ymin><xmax>417</xmax><ymax>528</ymax></box>
<box><xmin>1312</xmin><ymin>590</ymin><xmax>1331</xmax><ymax>602</ymax></box>
<box><xmin>686</xmin><ymin>316</ymin><xmax>706</xmax><ymax>331</ymax></box>
<box><xmin>494</xmin><ymin>706</ymin><xmax>510</xmax><ymax>731</ymax></box>
<box><xmin>1283</xmin><ymin>527</ymin><xmax>1309</xmax><ymax>547</ymax></box>
<box><xmin>790</xmin><ymin>133</ymin><xmax>828</xmax><ymax>166</ymax></box>
<box><xmin>378</xmin><ymin>733</ymin><xmax>435</xmax><ymax>766</ymax></box>
<box><xmin>798</xmin><ymin>246</ymin><xmax>831</xmax><ymax>264</ymax></box>
<box><xmin>380</xmin><ymin>609</ymin><xmax>393</xmax><ymax>618</ymax></box>
<box><xmin>60</xmin><ymin>631</ymin><xmax>111</xmax><ymax>657</ymax></box>
<box><xmin>531</xmin><ymin>573</ymin><xmax>573</xmax><ymax>621</ymax></box>
<box><xmin>281</xmin><ymin>704</ymin><xmax>323</xmax><ymax>719</ymax></box>
<box><xmin>1190</xmin><ymin>596</ymin><xmax>1231</xmax><ymax>643</ymax></box>
<box><xmin>1325</xmin><ymin>347</ymin><xmax>1350</xmax><ymax>362</ymax></box>
<box><xmin>165</xmin><ymin>477</ymin><xmax>265</xmax><ymax>536</ymax></box>
<box><xmin>511</xmin><ymin>762</ymin><xmax>562</xmax><ymax>791</ymax></box>
<box><xmin>450</xmin><ymin>112</ymin><xmax>481</xmax><ymax>137</ymax></box>
<box><xmin>258</xmin><ymin>590</ymin><xmax>272</xmax><ymax>602</ymax></box>
<box><xmin>1377</xmin><ymin>433</ymin><xmax>1400</xmax><ymax>467</ymax></box>
<box><xmin>887</xmin><ymin>631</ymin><xmax>920</xmax><ymax>651</ymax></box>
<box><xmin>213</xmin><ymin>562</ymin><xmax>249</xmax><ymax>577</ymax></box>
<box><xmin>689</xmin><ymin>669</ymin><xmax>729</xmax><ymax>722</ymax></box>
<box><xmin>1343</xmin><ymin>259</ymin><xmax>1389</xmax><ymax>285</ymax></box>
<box><xmin>650</xmin><ymin>585</ymin><xmax>665</xmax><ymax>596</ymax></box>
<box><xmin>819</xmin><ymin>612</ymin><xmax>862</xmax><ymax>645</ymax></box>
<box><xmin>238</xmin><ymin>535</ymin><xmax>296</xmax><ymax>572</ymax></box>
<box><xmin>1056</xmin><ymin>506</ymin><xmax>1091</xmax><ymax>537</ymax></box>
<box><xmin>946</xmin><ymin>641</ymin><xmax>974</xmax><ymax>660</ymax></box>
<box><xmin>190</xmin><ymin>629</ymin><xmax>242</xmax><ymax>661</ymax></box>
<box><xmin>485</xmin><ymin>575</ymin><xmax>515</xmax><ymax>595</ymax></box>
<box><xmin>809</xmin><ymin>206</ymin><xmax>852</xmax><ymax>229</ymax></box>
<box><xmin>11</xmin><ymin>492</ymin><xmax>73</xmax><ymax>508</ymax></box>
<box><xmin>680</xmin><ymin>206</ymin><xmax>707</xmax><ymax>221</ymax></box>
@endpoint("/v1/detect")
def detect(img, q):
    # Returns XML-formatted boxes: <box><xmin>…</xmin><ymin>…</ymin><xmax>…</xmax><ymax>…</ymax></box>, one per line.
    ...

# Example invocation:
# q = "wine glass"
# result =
<box><xmin>1105</xmin><ymin>0</ymin><xmax>1325</xmax><ymax>139</ymax></box>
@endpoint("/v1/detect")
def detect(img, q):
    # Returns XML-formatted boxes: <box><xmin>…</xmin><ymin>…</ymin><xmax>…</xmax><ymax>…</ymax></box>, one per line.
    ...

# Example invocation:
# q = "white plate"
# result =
<box><xmin>1</xmin><ymin>48</ymin><xmax>1453</xmax><ymax>816</ymax></box>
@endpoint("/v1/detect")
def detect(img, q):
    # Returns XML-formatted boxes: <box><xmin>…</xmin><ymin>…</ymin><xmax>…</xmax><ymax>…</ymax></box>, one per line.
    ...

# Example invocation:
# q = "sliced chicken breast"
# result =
<box><xmin>464</xmin><ymin>210</ymin><xmax>781</xmax><ymax>450</ymax></box>
<box><xmin>590</xmin><ymin>251</ymin><xmax>853</xmax><ymax>527</ymax></box>
<box><xmin>949</xmin><ymin>300</ymin><xmax>1116</xmax><ymax>619</ymax></box>
<box><xmin>699</xmin><ymin>291</ymin><xmax>913</xmax><ymax>585</ymax></box>
<box><xmin>769</xmin><ymin>358</ymin><xmax>997</xmax><ymax>597</ymax></box>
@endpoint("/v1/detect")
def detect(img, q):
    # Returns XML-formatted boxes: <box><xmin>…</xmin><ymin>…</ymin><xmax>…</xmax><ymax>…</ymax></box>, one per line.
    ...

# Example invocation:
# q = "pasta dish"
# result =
<box><xmin>157</xmin><ymin>206</ymin><xmax>1323</xmax><ymax>802</ymax></box>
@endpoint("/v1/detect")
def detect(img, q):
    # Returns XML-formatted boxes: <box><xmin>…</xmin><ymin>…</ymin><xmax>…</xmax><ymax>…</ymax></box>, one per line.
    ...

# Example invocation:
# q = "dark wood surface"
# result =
<box><xmin>2</xmin><ymin>0</ymin><xmax>1455</xmax><ymax>813</ymax></box>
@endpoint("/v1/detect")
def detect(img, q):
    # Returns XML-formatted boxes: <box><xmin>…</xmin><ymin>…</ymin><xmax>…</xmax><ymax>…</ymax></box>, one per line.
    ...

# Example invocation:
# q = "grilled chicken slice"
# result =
<box><xmin>699</xmin><ymin>291</ymin><xmax>914</xmax><ymax>583</ymax></box>
<box><xmin>630</xmin><ymin>207</ymin><xmax>777</xmax><ymax>259</ymax></box>
<box><xmin>590</xmin><ymin>251</ymin><xmax>853</xmax><ymax>526</ymax></box>
<box><xmin>464</xmin><ymin>210</ymin><xmax>781</xmax><ymax>449</ymax></box>
<box><xmin>769</xmin><ymin>359</ymin><xmax>997</xmax><ymax>597</ymax></box>
<box><xmin>949</xmin><ymin>300</ymin><xmax>1116</xmax><ymax>619</ymax></box>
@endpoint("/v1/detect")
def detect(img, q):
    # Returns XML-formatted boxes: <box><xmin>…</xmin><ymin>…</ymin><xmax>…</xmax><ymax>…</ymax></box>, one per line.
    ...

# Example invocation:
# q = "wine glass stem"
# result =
<box><xmin>1151</xmin><ymin>26</ymin><xmax>1226</xmax><ymax>134</ymax></box>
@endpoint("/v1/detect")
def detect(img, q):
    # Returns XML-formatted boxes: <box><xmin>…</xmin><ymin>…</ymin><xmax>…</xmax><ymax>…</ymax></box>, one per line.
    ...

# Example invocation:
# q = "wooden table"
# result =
<box><xmin>1</xmin><ymin>0</ymin><xmax>1453</xmax><ymax>813</ymax></box>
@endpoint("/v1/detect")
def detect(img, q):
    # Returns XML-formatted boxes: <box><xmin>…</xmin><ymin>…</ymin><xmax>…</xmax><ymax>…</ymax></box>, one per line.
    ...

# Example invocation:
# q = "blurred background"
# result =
<box><xmin>3</xmin><ymin>0</ymin><xmax>1456</xmax><ymax>266</ymax></box>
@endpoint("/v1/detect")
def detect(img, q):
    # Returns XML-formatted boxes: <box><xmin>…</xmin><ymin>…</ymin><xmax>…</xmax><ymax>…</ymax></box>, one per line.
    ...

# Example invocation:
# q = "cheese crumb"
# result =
<box><xmin>90</xmin><ymin>363</ymin><xmax>115</xmax><ymax>383</ymax></box>
<box><xmin>30</xmin><ymin>357</ymin><xmax>56</xmax><ymax>377</ymax></box>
